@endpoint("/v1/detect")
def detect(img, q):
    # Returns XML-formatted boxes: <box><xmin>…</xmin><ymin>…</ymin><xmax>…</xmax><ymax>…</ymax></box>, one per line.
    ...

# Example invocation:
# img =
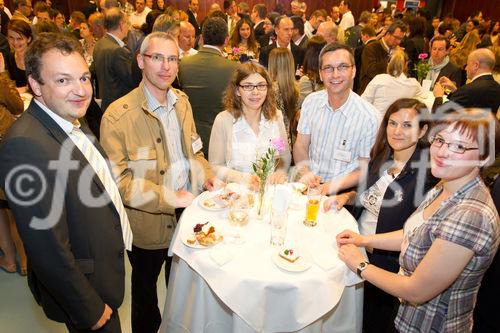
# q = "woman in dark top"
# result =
<box><xmin>405</xmin><ymin>17</ymin><xmax>428</xmax><ymax>78</ymax></box>
<box><xmin>6</xmin><ymin>19</ymin><xmax>32</xmax><ymax>92</ymax></box>
<box><xmin>324</xmin><ymin>98</ymin><xmax>438</xmax><ymax>332</ymax></box>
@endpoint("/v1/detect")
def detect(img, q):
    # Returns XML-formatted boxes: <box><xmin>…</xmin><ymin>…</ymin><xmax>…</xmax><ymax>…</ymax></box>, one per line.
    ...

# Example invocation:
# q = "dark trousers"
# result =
<box><xmin>66</xmin><ymin>311</ymin><xmax>121</xmax><ymax>333</ymax></box>
<box><xmin>363</xmin><ymin>281</ymin><xmax>399</xmax><ymax>333</ymax></box>
<box><xmin>126</xmin><ymin>208</ymin><xmax>182</xmax><ymax>333</ymax></box>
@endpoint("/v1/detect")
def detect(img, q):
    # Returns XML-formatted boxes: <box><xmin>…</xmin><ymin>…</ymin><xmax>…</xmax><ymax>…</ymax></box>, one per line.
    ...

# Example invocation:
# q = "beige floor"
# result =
<box><xmin>0</xmin><ymin>257</ymin><xmax>167</xmax><ymax>333</ymax></box>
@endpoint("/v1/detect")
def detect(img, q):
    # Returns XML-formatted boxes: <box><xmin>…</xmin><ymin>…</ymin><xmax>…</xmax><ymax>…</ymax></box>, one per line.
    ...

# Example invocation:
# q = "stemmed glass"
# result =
<box><xmin>228</xmin><ymin>197</ymin><xmax>250</xmax><ymax>244</ymax></box>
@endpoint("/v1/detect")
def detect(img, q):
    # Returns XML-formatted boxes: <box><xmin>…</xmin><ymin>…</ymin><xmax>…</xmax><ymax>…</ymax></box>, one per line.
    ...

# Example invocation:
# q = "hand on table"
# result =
<box><xmin>175</xmin><ymin>190</ymin><xmax>196</xmax><ymax>208</ymax></box>
<box><xmin>91</xmin><ymin>304</ymin><xmax>112</xmax><ymax>330</ymax></box>
<box><xmin>204</xmin><ymin>176</ymin><xmax>225</xmax><ymax>191</ymax></box>
<box><xmin>323</xmin><ymin>193</ymin><xmax>351</xmax><ymax>212</ymax></box>
<box><xmin>338</xmin><ymin>244</ymin><xmax>366</xmax><ymax>273</ymax></box>
<box><xmin>298</xmin><ymin>170</ymin><xmax>321</xmax><ymax>188</ymax></box>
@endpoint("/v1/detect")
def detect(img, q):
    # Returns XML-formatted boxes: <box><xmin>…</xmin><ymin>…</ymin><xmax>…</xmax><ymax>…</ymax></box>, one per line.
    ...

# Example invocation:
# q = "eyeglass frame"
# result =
<box><xmin>142</xmin><ymin>53</ymin><xmax>179</xmax><ymax>64</ymax></box>
<box><xmin>429</xmin><ymin>135</ymin><xmax>479</xmax><ymax>154</ymax></box>
<box><xmin>320</xmin><ymin>63</ymin><xmax>353</xmax><ymax>74</ymax></box>
<box><xmin>238</xmin><ymin>83</ymin><xmax>269</xmax><ymax>91</ymax></box>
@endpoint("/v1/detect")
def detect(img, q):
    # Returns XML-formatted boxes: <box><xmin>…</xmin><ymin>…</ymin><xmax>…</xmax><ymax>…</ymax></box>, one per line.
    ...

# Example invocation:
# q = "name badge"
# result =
<box><xmin>333</xmin><ymin>148</ymin><xmax>352</xmax><ymax>163</ymax></box>
<box><xmin>191</xmin><ymin>135</ymin><xmax>203</xmax><ymax>154</ymax></box>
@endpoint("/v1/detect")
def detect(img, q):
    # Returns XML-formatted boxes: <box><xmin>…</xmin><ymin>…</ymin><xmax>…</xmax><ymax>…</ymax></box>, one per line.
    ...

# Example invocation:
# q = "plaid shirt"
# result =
<box><xmin>395</xmin><ymin>176</ymin><xmax>500</xmax><ymax>333</ymax></box>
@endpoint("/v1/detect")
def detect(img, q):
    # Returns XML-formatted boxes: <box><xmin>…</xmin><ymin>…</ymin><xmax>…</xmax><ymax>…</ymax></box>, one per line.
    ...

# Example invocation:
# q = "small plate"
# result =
<box><xmin>197</xmin><ymin>191</ymin><xmax>229</xmax><ymax>211</ymax></box>
<box><xmin>290</xmin><ymin>182</ymin><xmax>307</xmax><ymax>194</ymax></box>
<box><xmin>181</xmin><ymin>230</ymin><xmax>223</xmax><ymax>249</ymax></box>
<box><xmin>272</xmin><ymin>249</ymin><xmax>312</xmax><ymax>272</ymax></box>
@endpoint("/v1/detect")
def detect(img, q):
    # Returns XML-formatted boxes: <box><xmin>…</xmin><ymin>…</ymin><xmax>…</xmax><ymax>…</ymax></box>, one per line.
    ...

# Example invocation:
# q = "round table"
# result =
<box><xmin>160</xmin><ymin>188</ymin><xmax>365</xmax><ymax>333</ymax></box>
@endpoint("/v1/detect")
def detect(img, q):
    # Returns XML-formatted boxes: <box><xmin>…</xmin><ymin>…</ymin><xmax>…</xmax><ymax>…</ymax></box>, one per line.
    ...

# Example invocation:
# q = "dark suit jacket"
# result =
<box><xmin>0</xmin><ymin>101</ymin><xmax>125</xmax><ymax>330</ymax></box>
<box><xmin>92</xmin><ymin>34</ymin><xmax>135</xmax><ymax>111</ymax></box>
<box><xmin>359</xmin><ymin>39</ymin><xmax>389</xmax><ymax>94</ymax></box>
<box><xmin>259</xmin><ymin>42</ymin><xmax>305</xmax><ymax>70</ymax></box>
<box><xmin>187</xmin><ymin>9</ymin><xmax>201</xmax><ymax>37</ymax></box>
<box><xmin>296</xmin><ymin>35</ymin><xmax>309</xmax><ymax>50</ymax></box>
<box><xmin>433</xmin><ymin>74</ymin><xmax>500</xmax><ymax>113</ymax></box>
<box><xmin>435</xmin><ymin>61</ymin><xmax>464</xmax><ymax>88</ymax></box>
<box><xmin>179</xmin><ymin>46</ymin><xmax>237</xmax><ymax>155</ymax></box>
<box><xmin>254</xmin><ymin>21</ymin><xmax>267</xmax><ymax>47</ymax></box>
<box><xmin>353</xmin><ymin>39</ymin><xmax>376</xmax><ymax>94</ymax></box>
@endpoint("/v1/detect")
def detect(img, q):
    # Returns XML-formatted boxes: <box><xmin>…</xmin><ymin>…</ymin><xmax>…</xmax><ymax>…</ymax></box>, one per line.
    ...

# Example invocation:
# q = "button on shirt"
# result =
<box><xmin>144</xmin><ymin>86</ymin><xmax>190</xmax><ymax>191</ymax></box>
<box><xmin>297</xmin><ymin>90</ymin><xmax>379</xmax><ymax>182</ymax></box>
<box><xmin>229</xmin><ymin>115</ymin><xmax>281</xmax><ymax>173</ymax></box>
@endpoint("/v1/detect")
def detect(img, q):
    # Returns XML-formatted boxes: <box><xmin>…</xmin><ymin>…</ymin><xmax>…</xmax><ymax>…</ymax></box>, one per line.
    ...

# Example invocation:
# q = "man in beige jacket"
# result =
<box><xmin>100</xmin><ymin>32</ymin><xmax>220</xmax><ymax>333</ymax></box>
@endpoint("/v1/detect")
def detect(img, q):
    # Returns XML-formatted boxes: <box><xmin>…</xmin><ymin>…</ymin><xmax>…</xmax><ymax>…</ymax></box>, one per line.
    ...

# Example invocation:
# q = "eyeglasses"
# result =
<box><xmin>142</xmin><ymin>53</ymin><xmax>179</xmax><ymax>64</ymax></box>
<box><xmin>429</xmin><ymin>135</ymin><xmax>479</xmax><ymax>154</ymax></box>
<box><xmin>239</xmin><ymin>83</ymin><xmax>268</xmax><ymax>91</ymax></box>
<box><xmin>321</xmin><ymin>64</ymin><xmax>353</xmax><ymax>74</ymax></box>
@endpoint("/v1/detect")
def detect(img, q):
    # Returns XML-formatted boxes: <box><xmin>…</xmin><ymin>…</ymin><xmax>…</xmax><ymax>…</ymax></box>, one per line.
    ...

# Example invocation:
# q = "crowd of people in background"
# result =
<box><xmin>0</xmin><ymin>0</ymin><xmax>499</xmax><ymax>333</ymax></box>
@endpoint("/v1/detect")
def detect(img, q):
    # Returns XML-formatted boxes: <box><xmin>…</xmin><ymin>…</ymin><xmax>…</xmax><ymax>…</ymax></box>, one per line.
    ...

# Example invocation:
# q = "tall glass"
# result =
<box><xmin>270</xmin><ymin>210</ymin><xmax>287</xmax><ymax>246</ymax></box>
<box><xmin>304</xmin><ymin>186</ymin><xmax>321</xmax><ymax>227</ymax></box>
<box><xmin>228</xmin><ymin>198</ymin><xmax>250</xmax><ymax>244</ymax></box>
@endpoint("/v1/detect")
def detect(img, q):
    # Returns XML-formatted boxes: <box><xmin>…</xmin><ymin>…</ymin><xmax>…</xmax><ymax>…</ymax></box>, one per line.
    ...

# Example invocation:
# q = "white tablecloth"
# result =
<box><xmin>160</xmin><ymin>192</ymin><xmax>364</xmax><ymax>333</ymax></box>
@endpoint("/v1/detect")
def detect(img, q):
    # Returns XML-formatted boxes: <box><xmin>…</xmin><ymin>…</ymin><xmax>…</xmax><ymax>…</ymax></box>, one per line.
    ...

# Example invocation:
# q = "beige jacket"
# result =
<box><xmin>100</xmin><ymin>82</ymin><xmax>213</xmax><ymax>250</ymax></box>
<box><xmin>0</xmin><ymin>72</ymin><xmax>23</xmax><ymax>139</ymax></box>
<box><xmin>208</xmin><ymin>109</ymin><xmax>291</xmax><ymax>183</ymax></box>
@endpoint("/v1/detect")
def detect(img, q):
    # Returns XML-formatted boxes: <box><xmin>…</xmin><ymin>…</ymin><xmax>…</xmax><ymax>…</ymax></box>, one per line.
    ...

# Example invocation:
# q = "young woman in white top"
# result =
<box><xmin>209</xmin><ymin>62</ymin><xmax>291</xmax><ymax>190</ymax></box>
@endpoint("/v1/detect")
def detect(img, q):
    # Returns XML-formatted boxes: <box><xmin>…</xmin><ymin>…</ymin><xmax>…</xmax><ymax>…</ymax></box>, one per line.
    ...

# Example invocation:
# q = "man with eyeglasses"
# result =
<box><xmin>100</xmin><ymin>32</ymin><xmax>220</xmax><ymax>333</ymax></box>
<box><xmin>11</xmin><ymin>0</ymin><xmax>32</xmax><ymax>23</ymax></box>
<box><xmin>294</xmin><ymin>42</ymin><xmax>379</xmax><ymax>196</ymax></box>
<box><xmin>359</xmin><ymin>20</ymin><xmax>407</xmax><ymax>94</ymax></box>
<box><xmin>92</xmin><ymin>7</ymin><xmax>135</xmax><ymax>111</ymax></box>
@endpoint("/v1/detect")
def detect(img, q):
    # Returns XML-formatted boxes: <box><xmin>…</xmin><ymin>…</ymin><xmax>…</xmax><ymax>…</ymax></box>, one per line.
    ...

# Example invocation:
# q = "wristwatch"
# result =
<box><xmin>356</xmin><ymin>261</ymin><xmax>370</xmax><ymax>279</ymax></box>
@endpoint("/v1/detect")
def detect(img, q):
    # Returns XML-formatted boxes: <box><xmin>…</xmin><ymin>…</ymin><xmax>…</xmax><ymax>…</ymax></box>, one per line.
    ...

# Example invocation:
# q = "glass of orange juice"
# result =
<box><xmin>304</xmin><ymin>186</ymin><xmax>321</xmax><ymax>226</ymax></box>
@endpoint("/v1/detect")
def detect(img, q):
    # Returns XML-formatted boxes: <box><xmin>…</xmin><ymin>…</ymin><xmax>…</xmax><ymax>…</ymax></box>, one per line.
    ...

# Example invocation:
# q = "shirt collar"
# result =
<box><xmin>143</xmin><ymin>84</ymin><xmax>178</xmax><ymax>113</ymax></box>
<box><xmin>107</xmin><ymin>32</ymin><xmax>125</xmax><ymax>48</ymax></box>
<box><xmin>233</xmin><ymin>112</ymin><xmax>270</xmax><ymax>133</ymax></box>
<box><xmin>276</xmin><ymin>40</ymin><xmax>291</xmax><ymax>50</ymax></box>
<box><xmin>294</xmin><ymin>34</ymin><xmax>306</xmax><ymax>46</ymax></box>
<box><xmin>34</xmin><ymin>99</ymin><xmax>75</xmax><ymax>134</ymax></box>
<box><xmin>203</xmin><ymin>44</ymin><xmax>224</xmax><ymax>55</ymax></box>
<box><xmin>471</xmin><ymin>72</ymin><xmax>492</xmax><ymax>82</ymax></box>
<box><xmin>320</xmin><ymin>90</ymin><xmax>353</xmax><ymax>117</ymax></box>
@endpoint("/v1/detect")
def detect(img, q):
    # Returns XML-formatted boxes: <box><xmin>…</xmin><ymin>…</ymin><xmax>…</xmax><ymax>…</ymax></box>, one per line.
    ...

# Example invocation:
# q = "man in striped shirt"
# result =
<box><xmin>294</xmin><ymin>42</ymin><xmax>379</xmax><ymax>195</ymax></box>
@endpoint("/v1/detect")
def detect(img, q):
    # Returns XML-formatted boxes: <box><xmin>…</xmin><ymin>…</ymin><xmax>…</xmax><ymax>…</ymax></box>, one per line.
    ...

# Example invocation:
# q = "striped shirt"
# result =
<box><xmin>144</xmin><ymin>86</ymin><xmax>190</xmax><ymax>191</ymax></box>
<box><xmin>396</xmin><ymin>176</ymin><xmax>500</xmax><ymax>332</ymax></box>
<box><xmin>297</xmin><ymin>90</ymin><xmax>379</xmax><ymax>181</ymax></box>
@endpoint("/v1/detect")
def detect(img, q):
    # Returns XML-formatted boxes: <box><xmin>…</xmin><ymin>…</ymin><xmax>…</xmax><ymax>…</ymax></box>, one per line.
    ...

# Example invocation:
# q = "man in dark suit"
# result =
<box><xmin>0</xmin><ymin>32</ymin><xmax>130</xmax><ymax>333</ymax></box>
<box><xmin>259</xmin><ymin>15</ymin><xmax>304</xmax><ymax>70</ymax></box>
<box><xmin>433</xmin><ymin>48</ymin><xmax>500</xmax><ymax>114</ymax></box>
<box><xmin>187</xmin><ymin>0</ymin><xmax>200</xmax><ymax>37</ymax></box>
<box><xmin>353</xmin><ymin>25</ymin><xmax>377</xmax><ymax>94</ymax></box>
<box><xmin>359</xmin><ymin>20</ymin><xmax>407</xmax><ymax>94</ymax></box>
<box><xmin>92</xmin><ymin>8</ymin><xmax>135</xmax><ymax>111</ymax></box>
<box><xmin>250</xmin><ymin>3</ymin><xmax>268</xmax><ymax>47</ymax></box>
<box><xmin>179</xmin><ymin>17</ymin><xmax>237</xmax><ymax>155</ymax></box>
<box><xmin>427</xmin><ymin>36</ymin><xmax>464</xmax><ymax>90</ymax></box>
<box><xmin>291</xmin><ymin>15</ymin><xmax>308</xmax><ymax>50</ymax></box>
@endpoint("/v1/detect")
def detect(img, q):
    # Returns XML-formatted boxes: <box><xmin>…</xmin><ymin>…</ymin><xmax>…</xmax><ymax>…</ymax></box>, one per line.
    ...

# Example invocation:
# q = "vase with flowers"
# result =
<box><xmin>252</xmin><ymin>138</ymin><xmax>286</xmax><ymax>219</ymax></box>
<box><xmin>414</xmin><ymin>53</ymin><xmax>431</xmax><ymax>84</ymax></box>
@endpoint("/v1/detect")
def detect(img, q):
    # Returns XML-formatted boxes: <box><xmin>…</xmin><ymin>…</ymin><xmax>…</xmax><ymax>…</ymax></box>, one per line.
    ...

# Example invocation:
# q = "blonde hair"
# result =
<box><xmin>387</xmin><ymin>48</ymin><xmax>408</xmax><ymax>77</ymax></box>
<box><xmin>450</xmin><ymin>30</ymin><xmax>480</xmax><ymax>68</ymax></box>
<box><xmin>268</xmin><ymin>48</ymin><xmax>299</xmax><ymax>124</ymax></box>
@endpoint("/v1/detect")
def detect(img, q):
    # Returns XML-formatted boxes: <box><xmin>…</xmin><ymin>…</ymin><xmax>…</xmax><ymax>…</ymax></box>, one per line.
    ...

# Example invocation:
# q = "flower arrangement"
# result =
<box><xmin>414</xmin><ymin>53</ymin><xmax>431</xmax><ymax>83</ymax></box>
<box><xmin>252</xmin><ymin>138</ymin><xmax>286</xmax><ymax>217</ymax></box>
<box><xmin>225</xmin><ymin>46</ymin><xmax>256</xmax><ymax>62</ymax></box>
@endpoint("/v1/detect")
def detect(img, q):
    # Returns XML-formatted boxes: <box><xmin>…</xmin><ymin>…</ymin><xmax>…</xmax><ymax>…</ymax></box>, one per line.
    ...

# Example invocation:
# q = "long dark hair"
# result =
<box><xmin>370</xmin><ymin>98</ymin><xmax>430</xmax><ymax>172</ymax></box>
<box><xmin>229</xmin><ymin>17</ymin><xmax>259</xmax><ymax>52</ymax></box>
<box><xmin>302</xmin><ymin>35</ymin><xmax>326</xmax><ymax>83</ymax></box>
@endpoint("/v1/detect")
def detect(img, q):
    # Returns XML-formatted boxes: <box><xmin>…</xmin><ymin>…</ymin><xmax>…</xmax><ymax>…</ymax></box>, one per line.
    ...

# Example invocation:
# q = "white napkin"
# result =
<box><xmin>210</xmin><ymin>244</ymin><xmax>234</xmax><ymax>266</ymax></box>
<box><xmin>314</xmin><ymin>250</ymin><xmax>338</xmax><ymax>271</ymax></box>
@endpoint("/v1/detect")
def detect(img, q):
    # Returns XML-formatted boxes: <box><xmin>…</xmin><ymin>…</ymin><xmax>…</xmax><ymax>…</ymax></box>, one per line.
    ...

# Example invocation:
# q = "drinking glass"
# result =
<box><xmin>304</xmin><ymin>186</ymin><xmax>321</xmax><ymax>227</ymax></box>
<box><xmin>270</xmin><ymin>210</ymin><xmax>287</xmax><ymax>246</ymax></box>
<box><xmin>228</xmin><ymin>198</ymin><xmax>250</xmax><ymax>244</ymax></box>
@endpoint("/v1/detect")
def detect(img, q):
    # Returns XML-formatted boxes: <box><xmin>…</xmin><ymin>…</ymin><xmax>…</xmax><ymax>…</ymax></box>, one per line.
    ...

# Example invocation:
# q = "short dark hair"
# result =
<box><xmin>209</xmin><ymin>10</ymin><xmax>227</xmax><ymax>22</ymax></box>
<box><xmin>430</xmin><ymin>35</ymin><xmax>450</xmax><ymax>49</ymax></box>
<box><xmin>341</xmin><ymin>0</ymin><xmax>351</xmax><ymax>9</ymax></box>
<box><xmin>25</xmin><ymin>32</ymin><xmax>84</xmax><ymax>85</ymax></box>
<box><xmin>104</xmin><ymin>7</ymin><xmax>125</xmax><ymax>31</ymax></box>
<box><xmin>274</xmin><ymin>15</ymin><xmax>290</xmax><ymax>28</ymax></box>
<box><xmin>319</xmin><ymin>42</ymin><xmax>354</xmax><ymax>68</ymax></box>
<box><xmin>361</xmin><ymin>25</ymin><xmax>376</xmax><ymax>37</ymax></box>
<box><xmin>7</xmin><ymin>19</ymin><xmax>33</xmax><ymax>40</ymax></box>
<box><xmin>202</xmin><ymin>17</ymin><xmax>228</xmax><ymax>46</ymax></box>
<box><xmin>33</xmin><ymin>21</ymin><xmax>59</xmax><ymax>35</ymax></box>
<box><xmin>438</xmin><ymin>22</ymin><xmax>453</xmax><ymax>36</ymax></box>
<box><xmin>386</xmin><ymin>20</ymin><xmax>407</xmax><ymax>35</ymax></box>
<box><xmin>13</xmin><ymin>0</ymin><xmax>28</xmax><ymax>10</ymax></box>
<box><xmin>303</xmin><ymin>35</ymin><xmax>326</xmax><ymax>82</ymax></box>
<box><xmin>290</xmin><ymin>15</ymin><xmax>304</xmax><ymax>35</ymax></box>
<box><xmin>70</xmin><ymin>11</ymin><xmax>86</xmax><ymax>25</ymax></box>
<box><xmin>253</xmin><ymin>4</ymin><xmax>266</xmax><ymax>20</ymax></box>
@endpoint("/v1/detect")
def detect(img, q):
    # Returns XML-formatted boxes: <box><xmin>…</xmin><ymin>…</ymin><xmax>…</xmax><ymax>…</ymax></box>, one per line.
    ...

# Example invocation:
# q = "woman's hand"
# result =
<box><xmin>268</xmin><ymin>170</ymin><xmax>287</xmax><ymax>184</ymax></box>
<box><xmin>336</xmin><ymin>229</ymin><xmax>366</xmax><ymax>247</ymax></box>
<box><xmin>338</xmin><ymin>244</ymin><xmax>366</xmax><ymax>272</ymax></box>
<box><xmin>323</xmin><ymin>192</ymin><xmax>352</xmax><ymax>212</ymax></box>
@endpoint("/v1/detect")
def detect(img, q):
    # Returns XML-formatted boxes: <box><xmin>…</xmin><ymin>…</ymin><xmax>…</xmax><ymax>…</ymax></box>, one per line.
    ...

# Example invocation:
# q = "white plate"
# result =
<box><xmin>180</xmin><ymin>228</ymin><xmax>223</xmax><ymax>249</ymax></box>
<box><xmin>272</xmin><ymin>249</ymin><xmax>312</xmax><ymax>272</ymax></box>
<box><xmin>290</xmin><ymin>182</ymin><xmax>307</xmax><ymax>193</ymax></box>
<box><xmin>197</xmin><ymin>191</ymin><xmax>229</xmax><ymax>211</ymax></box>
